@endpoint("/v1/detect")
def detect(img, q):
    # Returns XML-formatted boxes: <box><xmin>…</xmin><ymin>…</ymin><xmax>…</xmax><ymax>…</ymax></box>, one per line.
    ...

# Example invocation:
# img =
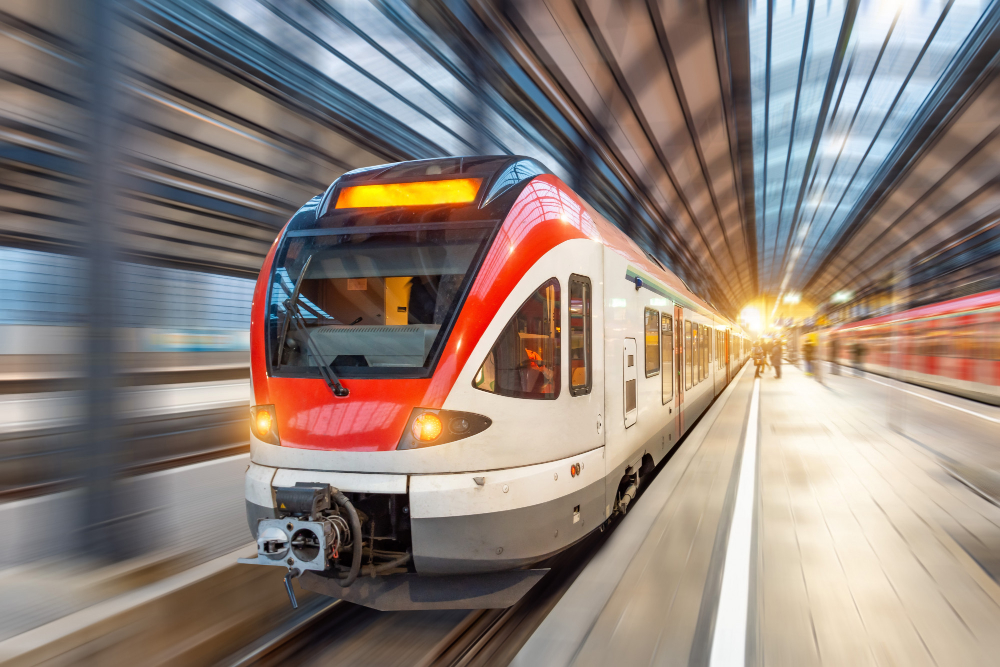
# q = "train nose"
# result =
<box><xmin>258</xmin><ymin>525</ymin><xmax>290</xmax><ymax>560</ymax></box>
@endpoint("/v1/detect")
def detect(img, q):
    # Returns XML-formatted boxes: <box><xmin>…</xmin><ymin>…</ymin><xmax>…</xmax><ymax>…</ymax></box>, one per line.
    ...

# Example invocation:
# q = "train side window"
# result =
<box><xmin>568</xmin><ymin>275</ymin><xmax>592</xmax><ymax>396</ymax></box>
<box><xmin>693</xmin><ymin>324</ymin><xmax>699</xmax><ymax>384</ymax></box>
<box><xmin>474</xmin><ymin>278</ymin><xmax>560</xmax><ymax>399</ymax></box>
<box><xmin>702</xmin><ymin>325</ymin><xmax>708</xmax><ymax>380</ymax></box>
<box><xmin>685</xmin><ymin>321</ymin><xmax>692</xmax><ymax>389</ymax></box>
<box><xmin>704</xmin><ymin>326</ymin><xmax>710</xmax><ymax>374</ymax></box>
<box><xmin>698</xmin><ymin>324</ymin><xmax>704</xmax><ymax>382</ymax></box>
<box><xmin>708</xmin><ymin>328</ymin><xmax>713</xmax><ymax>365</ymax></box>
<box><xmin>692</xmin><ymin>323</ymin><xmax>699</xmax><ymax>385</ymax></box>
<box><xmin>706</xmin><ymin>327</ymin><xmax>711</xmax><ymax>374</ymax></box>
<box><xmin>662</xmin><ymin>314</ymin><xmax>673</xmax><ymax>403</ymax></box>
<box><xmin>645</xmin><ymin>308</ymin><xmax>660</xmax><ymax>377</ymax></box>
<box><xmin>706</xmin><ymin>327</ymin><xmax>711</xmax><ymax>375</ymax></box>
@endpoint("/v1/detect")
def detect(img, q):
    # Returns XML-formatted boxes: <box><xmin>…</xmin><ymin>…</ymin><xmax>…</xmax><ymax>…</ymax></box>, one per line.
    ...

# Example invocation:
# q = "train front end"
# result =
<box><xmin>238</xmin><ymin>157</ymin><xmax>605</xmax><ymax>610</ymax></box>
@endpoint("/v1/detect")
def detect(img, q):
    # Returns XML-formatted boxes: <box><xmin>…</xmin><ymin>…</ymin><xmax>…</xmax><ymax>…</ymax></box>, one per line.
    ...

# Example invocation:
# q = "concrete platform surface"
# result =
<box><xmin>517</xmin><ymin>362</ymin><xmax>1000</xmax><ymax>666</ymax></box>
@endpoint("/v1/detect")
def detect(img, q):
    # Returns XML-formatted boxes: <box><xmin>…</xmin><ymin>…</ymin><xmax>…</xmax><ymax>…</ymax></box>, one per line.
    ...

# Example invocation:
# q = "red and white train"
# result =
<box><xmin>824</xmin><ymin>289</ymin><xmax>1000</xmax><ymax>406</ymax></box>
<box><xmin>238</xmin><ymin>156</ymin><xmax>749</xmax><ymax>609</ymax></box>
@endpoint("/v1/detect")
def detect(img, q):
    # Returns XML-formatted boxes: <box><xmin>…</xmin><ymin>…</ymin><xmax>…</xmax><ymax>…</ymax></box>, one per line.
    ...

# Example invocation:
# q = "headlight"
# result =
<box><xmin>398</xmin><ymin>408</ymin><xmax>491</xmax><ymax>450</ymax></box>
<box><xmin>250</xmin><ymin>404</ymin><xmax>280</xmax><ymax>446</ymax></box>
<box><xmin>412</xmin><ymin>412</ymin><xmax>444</xmax><ymax>442</ymax></box>
<box><xmin>255</xmin><ymin>410</ymin><xmax>272</xmax><ymax>436</ymax></box>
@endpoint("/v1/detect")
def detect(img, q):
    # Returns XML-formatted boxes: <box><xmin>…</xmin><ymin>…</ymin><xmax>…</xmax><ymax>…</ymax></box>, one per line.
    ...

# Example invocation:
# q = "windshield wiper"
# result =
<box><xmin>275</xmin><ymin>255</ymin><xmax>349</xmax><ymax>398</ymax></box>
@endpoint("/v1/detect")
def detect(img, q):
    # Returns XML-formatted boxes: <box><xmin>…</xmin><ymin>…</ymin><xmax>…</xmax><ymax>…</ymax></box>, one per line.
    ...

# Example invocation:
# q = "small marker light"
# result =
<box><xmin>412</xmin><ymin>412</ymin><xmax>443</xmax><ymax>442</ymax></box>
<box><xmin>255</xmin><ymin>409</ymin><xmax>273</xmax><ymax>437</ymax></box>
<box><xmin>450</xmin><ymin>417</ymin><xmax>471</xmax><ymax>434</ymax></box>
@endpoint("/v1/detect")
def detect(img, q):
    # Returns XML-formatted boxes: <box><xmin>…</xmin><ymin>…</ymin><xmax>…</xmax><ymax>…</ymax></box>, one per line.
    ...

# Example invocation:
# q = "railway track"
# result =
<box><xmin>222</xmin><ymin>522</ymin><xmax>610</xmax><ymax>667</ymax></box>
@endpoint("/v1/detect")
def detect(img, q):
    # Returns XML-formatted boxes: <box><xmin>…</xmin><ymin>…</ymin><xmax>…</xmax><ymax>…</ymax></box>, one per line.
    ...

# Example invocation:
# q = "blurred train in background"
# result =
<box><xmin>823</xmin><ymin>289</ymin><xmax>1000</xmax><ymax>406</ymax></box>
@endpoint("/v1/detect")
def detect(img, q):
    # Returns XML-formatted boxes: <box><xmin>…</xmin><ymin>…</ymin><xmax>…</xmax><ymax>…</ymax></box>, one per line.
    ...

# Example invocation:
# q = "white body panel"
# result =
<box><xmin>272</xmin><ymin>468</ymin><xmax>407</xmax><ymax>495</ymax></box>
<box><xmin>409</xmin><ymin>446</ymin><xmax>605</xmax><ymax>519</ymax></box>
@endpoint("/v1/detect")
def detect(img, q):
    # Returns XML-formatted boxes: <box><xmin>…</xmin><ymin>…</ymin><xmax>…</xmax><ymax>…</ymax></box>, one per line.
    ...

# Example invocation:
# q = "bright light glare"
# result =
<box><xmin>740</xmin><ymin>306</ymin><xmax>762</xmax><ymax>332</ymax></box>
<box><xmin>255</xmin><ymin>409</ymin><xmax>272</xmax><ymax>436</ymax></box>
<box><xmin>782</xmin><ymin>292</ymin><xmax>801</xmax><ymax>305</ymax></box>
<box><xmin>335</xmin><ymin>178</ymin><xmax>482</xmax><ymax>208</ymax></box>
<box><xmin>832</xmin><ymin>290</ymin><xmax>854</xmax><ymax>304</ymax></box>
<box><xmin>412</xmin><ymin>412</ymin><xmax>443</xmax><ymax>442</ymax></box>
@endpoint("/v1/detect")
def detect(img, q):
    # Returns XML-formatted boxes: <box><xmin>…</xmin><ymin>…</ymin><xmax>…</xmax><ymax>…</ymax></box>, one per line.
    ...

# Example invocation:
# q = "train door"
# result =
<box><xmin>623</xmin><ymin>338</ymin><xmax>638</xmax><ymax>428</ymax></box>
<box><xmin>660</xmin><ymin>311</ymin><xmax>676</xmax><ymax>458</ymax></box>
<box><xmin>674</xmin><ymin>305</ymin><xmax>684</xmax><ymax>435</ymax></box>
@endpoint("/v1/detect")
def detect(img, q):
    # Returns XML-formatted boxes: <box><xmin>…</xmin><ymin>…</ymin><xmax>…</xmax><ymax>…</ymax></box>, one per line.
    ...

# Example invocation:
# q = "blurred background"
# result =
<box><xmin>4</xmin><ymin>0</ymin><xmax>1000</xmax><ymax>664</ymax></box>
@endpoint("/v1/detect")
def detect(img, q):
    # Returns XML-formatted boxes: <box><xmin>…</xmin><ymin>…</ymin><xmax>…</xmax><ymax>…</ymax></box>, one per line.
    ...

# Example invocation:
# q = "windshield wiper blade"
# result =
<box><xmin>275</xmin><ymin>255</ymin><xmax>312</xmax><ymax>368</ymax></box>
<box><xmin>290</xmin><ymin>312</ymin><xmax>350</xmax><ymax>398</ymax></box>
<box><xmin>275</xmin><ymin>255</ymin><xmax>349</xmax><ymax>397</ymax></box>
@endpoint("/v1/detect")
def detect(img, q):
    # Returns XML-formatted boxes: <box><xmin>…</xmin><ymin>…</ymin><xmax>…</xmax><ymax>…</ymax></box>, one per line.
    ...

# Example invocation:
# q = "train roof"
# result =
<box><xmin>833</xmin><ymin>288</ymin><xmax>1000</xmax><ymax>331</ymax></box>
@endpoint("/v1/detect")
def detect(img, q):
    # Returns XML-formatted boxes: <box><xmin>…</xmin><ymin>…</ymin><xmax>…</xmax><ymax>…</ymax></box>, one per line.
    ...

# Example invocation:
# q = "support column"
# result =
<box><xmin>82</xmin><ymin>0</ymin><xmax>124</xmax><ymax>562</ymax></box>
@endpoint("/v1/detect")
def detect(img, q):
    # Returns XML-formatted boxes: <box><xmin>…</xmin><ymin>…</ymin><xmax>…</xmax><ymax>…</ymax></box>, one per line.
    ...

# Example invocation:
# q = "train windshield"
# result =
<box><xmin>268</xmin><ymin>217</ymin><xmax>498</xmax><ymax>379</ymax></box>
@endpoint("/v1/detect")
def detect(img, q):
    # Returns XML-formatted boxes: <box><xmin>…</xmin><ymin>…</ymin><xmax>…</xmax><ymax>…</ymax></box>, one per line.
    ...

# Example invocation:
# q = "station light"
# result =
<box><xmin>782</xmin><ymin>292</ymin><xmax>801</xmax><ymax>305</ymax></box>
<box><xmin>335</xmin><ymin>178</ymin><xmax>482</xmax><ymax>208</ymax></box>
<box><xmin>832</xmin><ymin>290</ymin><xmax>854</xmax><ymax>304</ymax></box>
<box><xmin>740</xmin><ymin>306</ymin><xmax>762</xmax><ymax>333</ymax></box>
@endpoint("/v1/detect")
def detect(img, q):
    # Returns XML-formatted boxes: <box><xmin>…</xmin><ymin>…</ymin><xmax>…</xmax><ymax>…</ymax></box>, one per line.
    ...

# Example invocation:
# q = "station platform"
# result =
<box><xmin>516</xmin><ymin>362</ymin><xmax>1000</xmax><ymax>666</ymax></box>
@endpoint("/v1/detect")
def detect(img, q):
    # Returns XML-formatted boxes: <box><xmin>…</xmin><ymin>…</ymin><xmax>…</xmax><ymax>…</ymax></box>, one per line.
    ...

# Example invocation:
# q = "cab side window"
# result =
<box><xmin>474</xmin><ymin>278</ymin><xmax>560</xmax><ymax>399</ymax></box>
<box><xmin>569</xmin><ymin>275</ymin><xmax>592</xmax><ymax>396</ymax></box>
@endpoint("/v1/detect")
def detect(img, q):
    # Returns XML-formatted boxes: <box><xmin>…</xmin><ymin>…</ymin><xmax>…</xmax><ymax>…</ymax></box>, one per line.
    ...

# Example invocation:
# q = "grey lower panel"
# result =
<box><xmin>245</xmin><ymin>500</ymin><xmax>278</xmax><ymax>539</ymax></box>
<box><xmin>299</xmin><ymin>569</ymin><xmax>550</xmax><ymax>611</ymax></box>
<box><xmin>411</xmin><ymin>477</ymin><xmax>605</xmax><ymax>574</ymax></box>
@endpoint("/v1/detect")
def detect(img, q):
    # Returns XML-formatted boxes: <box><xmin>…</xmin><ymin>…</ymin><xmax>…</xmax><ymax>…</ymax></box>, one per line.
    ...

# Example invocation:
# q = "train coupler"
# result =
<box><xmin>238</xmin><ymin>484</ymin><xmax>351</xmax><ymax>575</ymax></box>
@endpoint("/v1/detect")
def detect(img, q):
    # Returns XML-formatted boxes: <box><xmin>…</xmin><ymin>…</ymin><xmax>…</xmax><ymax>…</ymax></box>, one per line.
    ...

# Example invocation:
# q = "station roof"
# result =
<box><xmin>459</xmin><ymin>0</ymin><xmax>1000</xmax><ymax>316</ymax></box>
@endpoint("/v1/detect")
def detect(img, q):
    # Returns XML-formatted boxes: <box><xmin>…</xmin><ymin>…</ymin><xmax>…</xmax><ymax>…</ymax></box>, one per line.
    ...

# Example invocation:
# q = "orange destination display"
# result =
<box><xmin>335</xmin><ymin>178</ymin><xmax>483</xmax><ymax>208</ymax></box>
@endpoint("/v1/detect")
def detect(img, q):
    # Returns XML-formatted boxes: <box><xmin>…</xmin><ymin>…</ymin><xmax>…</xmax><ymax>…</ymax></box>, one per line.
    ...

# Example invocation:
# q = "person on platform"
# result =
<box><xmin>852</xmin><ymin>340</ymin><xmax>866</xmax><ymax>377</ymax></box>
<box><xmin>803</xmin><ymin>338</ymin><xmax>815</xmax><ymax>375</ymax></box>
<box><xmin>770</xmin><ymin>339</ymin><xmax>782</xmax><ymax>379</ymax></box>
<box><xmin>752</xmin><ymin>341</ymin><xmax>765</xmax><ymax>378</ymax></box>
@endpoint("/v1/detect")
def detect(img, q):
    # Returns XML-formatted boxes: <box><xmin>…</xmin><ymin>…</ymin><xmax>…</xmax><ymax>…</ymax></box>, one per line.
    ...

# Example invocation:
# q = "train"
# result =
<box><xmin>238</xmin><ymin>156</ymin><xmax>750</xmax><ymax>610</ymax></box>
<box><xmin>823</xmin><ymin>289</ymin><xmax>1000</xmax><ymax>406</ymax></box>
